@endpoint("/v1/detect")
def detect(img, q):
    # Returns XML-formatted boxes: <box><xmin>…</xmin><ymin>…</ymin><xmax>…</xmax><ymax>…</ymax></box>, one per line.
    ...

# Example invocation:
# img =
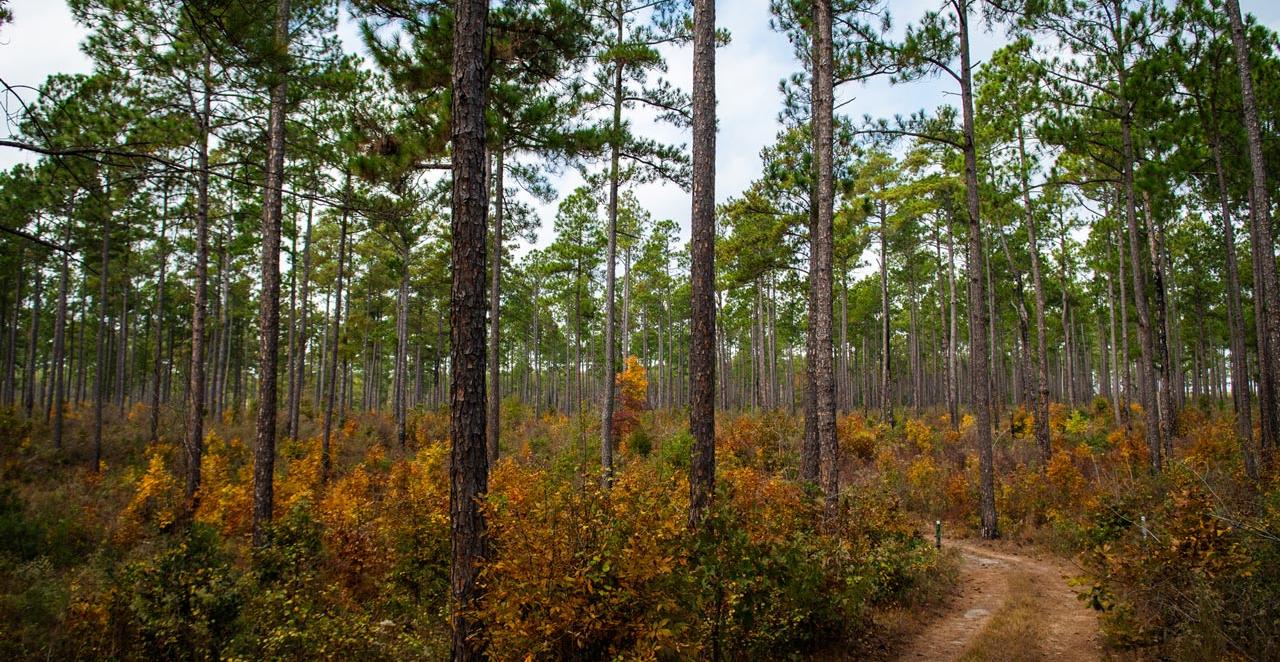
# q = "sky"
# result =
<box><xmin>2</xmin><ymin>0</ymin><xmax>1279</xmax><ymax>252</ymax></box>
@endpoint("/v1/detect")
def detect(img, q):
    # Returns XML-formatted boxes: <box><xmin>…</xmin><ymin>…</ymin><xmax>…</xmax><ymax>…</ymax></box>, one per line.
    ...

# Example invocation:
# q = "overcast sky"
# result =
<box><xmin>2</xmin><ymin>0</ymin><xmax>1278</xmax><ymax>251</ymax></box>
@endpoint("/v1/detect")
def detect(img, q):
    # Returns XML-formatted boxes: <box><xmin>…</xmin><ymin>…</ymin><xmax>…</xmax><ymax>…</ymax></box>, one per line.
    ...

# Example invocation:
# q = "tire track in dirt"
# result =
<box><xmin>894</xmin><ymin>538</ymin><xmax>1101</xmax><ymax>661</ymax></box>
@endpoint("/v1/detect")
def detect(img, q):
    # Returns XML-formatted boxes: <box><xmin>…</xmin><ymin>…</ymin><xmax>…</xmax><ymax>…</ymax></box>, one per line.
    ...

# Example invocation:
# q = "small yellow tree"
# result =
<box><xmin>612</xmin><ymin>355</ymin><xmax>648</xmax><ymax>444</ymax></box>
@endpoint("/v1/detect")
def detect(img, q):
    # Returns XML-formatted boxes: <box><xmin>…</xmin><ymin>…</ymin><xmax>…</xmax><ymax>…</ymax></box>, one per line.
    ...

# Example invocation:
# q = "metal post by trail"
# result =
<box><xmin>935</xmin><ymin>519</ymin><xmax>942</xmax><ymax>549</ymax></box>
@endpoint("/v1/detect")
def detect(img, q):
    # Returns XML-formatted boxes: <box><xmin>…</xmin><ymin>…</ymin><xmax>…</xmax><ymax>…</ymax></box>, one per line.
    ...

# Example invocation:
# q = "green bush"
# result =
<box><xmin>116</xmin><ymin>523</ymin><xmax>244</xmax><ymax>661</ymax></box>
<box><xmin>685</xmin><ymin>482</ymin><xmax>944</xmax><ymax>657</ymax></box>
<box><xmin>627</xmin><ymin>426</ymin><xmax>653</xmax><ymax>458</ymax></box>
<box><xmin>659</xmin><ymin>430</ymin><xmax>693</xmax><ymax>473</ymax></box>
<box><xmin>0</xmin><ymin>486</ymin><xmax>91</xmax><ymax>567</ymax></box>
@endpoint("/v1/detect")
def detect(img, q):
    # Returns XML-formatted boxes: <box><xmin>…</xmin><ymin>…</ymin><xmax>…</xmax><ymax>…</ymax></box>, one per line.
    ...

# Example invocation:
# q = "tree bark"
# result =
<box><xmin>601</xmin><ymin>12</ymin><xmax>625</xmax><ymax>486</ymax></box>
<box><xmin>395</xmin><ymin>254</ymin><xmax>409</xmax><ymax>448</ymax></box>
<box><xmin>1209</xmin><ymin>123</ymin><xmax>1256</xmax><ymax>477</ymax></box>
<box><xmin>285</xmin><ymin>213</ymin><xmax>298</xmax><ymax>436</ymax></box>
<box><xmin>947</xmin><ymin>219</ymin><xmax>959</xmax><ymax>428</ymax></box>
<box><xmin>1225</xmin><ymin>0</ymin><xmax>1280</xmax><ymax>467</ymax></box>
<box><xmin>449</xmin><ymin>0</ymin><xmax>491</xmax><ymax>656</ymax></box>
<box><xmin>115</xmin><ymin>233</ymin><xmax>129</xmax><ymax>416</ymax></box>
<box><xmin>994</xmin><ymin>228</ymin><xmax>1034</xmax><ymax>419</ymax></box>
<box><xmin>879</xmin><ymin>202</ymin><xmax>894</xmax><ymax>427</ymax></box>
<box><xmin>1142</xmin><ymin>192</ymin><xmax>1175</xmax><ymax>457</ymax></box>
<box><xmin>813</xmin><ymin>0</ymin><xmax>838</xmax><ymax>514</ymax></box>
<box><xmin>4</xmin><ymin>259</ymin><xmax>21</xmax><ymax>408</ymax></box>
<box><xmin>252</xmin><ymin>0</ymin><xmax>290</xmax><ymax>547</ymax></box>
<box><xmin>289</xmin><ymin>197</ymin><xmax>313</xmax><ymax>441</ymax></box>
<box><xmin>958</xmin><ymin>0</ymin><xmax>998</xmax><ymax>538</ymax></box>
<box><xmin>322</xmin><ymin>174</ymin><xmax>349</xmax><ymax>470</ymax></box>
<box><xmin>1015</xmin><ymin>125</ymin><xmax>1052</xmax><ymax>464</ymax></box>
<box><xmin>1106</xmin><ymin>272</ymin><xmax>1120</xmax><ymax>421</ymax></box>
<box><xmin>93</xmin><ymin>206</ymin><xmax>109</xmax><ymax>473</ymax></box>
<box><xmin>51</xmin><ymin>220</ymin><xmax>70</xmax><ymax>448</ymax></box>
<box><xmin>1118</xmin><ymin>52</ymin><xmax>1162</xmax><ymax>471</ymax></box>
<box><xmin>23</xmin><ymin>268</ymin><xmax>41</xmax><ymax>419</ymax></box>
<box><xmin>689</xmin><ymin>0</ymin><xmax>716</xmax><ymax>529</ymax></box>
<box><xmin>184</xmin><ymin>56</ymin><xmax>212</xmax><ymax>506</ymax></box>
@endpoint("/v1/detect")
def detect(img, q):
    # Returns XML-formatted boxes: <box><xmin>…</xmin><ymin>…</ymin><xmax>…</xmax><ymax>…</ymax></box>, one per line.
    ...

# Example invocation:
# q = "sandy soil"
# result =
<box><xmin>892</xmin><ymin>538</ymin><xmax>1102</xmax><ymax>661</ymax></box>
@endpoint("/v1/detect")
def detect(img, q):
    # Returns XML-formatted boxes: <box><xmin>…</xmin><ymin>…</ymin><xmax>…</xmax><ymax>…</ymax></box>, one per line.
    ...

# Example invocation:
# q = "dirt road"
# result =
<box><xmin>893</xmin><ymin>538</ymin><xmax>1102</xmax><ymax>661</ymax></box>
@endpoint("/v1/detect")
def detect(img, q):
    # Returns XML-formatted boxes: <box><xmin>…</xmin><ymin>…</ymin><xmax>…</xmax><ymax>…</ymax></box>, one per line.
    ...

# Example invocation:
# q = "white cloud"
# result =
<box><xmin>0</xmin><ymin>0</ymin><xmax>91</xmax><ymax>172</ymax></box>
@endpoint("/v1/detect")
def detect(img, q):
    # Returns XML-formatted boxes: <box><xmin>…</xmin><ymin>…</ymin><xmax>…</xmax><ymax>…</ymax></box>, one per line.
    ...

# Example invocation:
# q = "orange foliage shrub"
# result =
<box><xmin>194</xmin><ymin>431</ymin><xmax>252</xmax><ymax>537</ymax></box>
<box><xmin>21</xmin><ymin>403</ymin><xmax>952</xmax><ymax>660</ymax></box>
<box><xmin>1048</xmin><ymin>402</ymin><xmax>1071</xmax><ymax>438</ymax></box>
<box><xmin>838</xmin><ymin>413</ymin><xmax>879</xmax><ymax>462</ymax></box>
<box><xmin>715</xmin><ymin>411</ymin><xmax>796</xmax><ymax>471</ymax></box>
<box><xmin>612</xmin><ymin>355</ymin><xmax>648</xmax><ymax>444</ymax></box>
<box><xmin>1183</xmin><ymin>418</ymin><xmax>1237</xmax><ymax>469</ymax></box>
<box><xmin>941</xmin><ymin>413</ymin><xmax>973</xmax><ymax>449</ymax></box>
<box><xmin>120</xmin><ymin>452</ymin><xmax>180</xmax><ymax>537</ymax></box>
<box><xmin>905</xmin><ymin>455</ymin><xmax>942</xmax><ymax>513</ymax></box>
<box><xmin>718</xmin><ymin>414</ymin><xmax>760</xmax><ymax>459</ymax></box>
<box><xmin>904</xmin><ymin>417</ymin><xmax>935</xmax><ymax>454</ymax></box>
<box><xmin>1010</xmin><ymin>405</ymin><xmax>1033</xmax><ymax>438</ymax></box>
<box><xmin>720</xmin><ymin>466</ymin><xmax>810</xmax><ymax>544</ymax></box>
<box><xmin>480</xmin><ymin>460</ymin><xmax>689</xmax><ymax>659</ymax></box>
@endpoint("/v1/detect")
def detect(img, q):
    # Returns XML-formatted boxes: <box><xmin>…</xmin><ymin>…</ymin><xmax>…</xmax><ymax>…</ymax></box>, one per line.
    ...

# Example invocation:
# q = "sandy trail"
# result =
<box><xmin>893</xmin><ymin>538</ymin><xmax>1102</xmax><ymax>661</ymax></box>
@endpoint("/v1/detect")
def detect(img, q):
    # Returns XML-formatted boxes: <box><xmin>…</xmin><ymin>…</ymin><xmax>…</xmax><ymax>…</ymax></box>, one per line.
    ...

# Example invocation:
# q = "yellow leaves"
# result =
<box><xmin>718</xmin><ymin>414</ymin><xmax>762</xmax><ymax>460</ymax></box>
<box><xmin>120</xmin><ymin>452</ymin><xmax>180</xmax><ymax>538</ymax></box>
<box><xmin>837</xmin><ymin>413</ymin><xmax>880</xmax><ymax>462</ymax></box>
<box><xmin>616</xmin><ymin>355</ymin><xmax>649</xmax><ymax>405</ymax></box>
<box><xmin>1046</xmin><ymin>450</ymin><xmax>1086</xmax><ymax>502</ymax></box>
<box><xmin>612</xmin><ymin>355</ymin><xmax>649</xmax><ymax>444</ymax></box>
<box><xmin>411</xmin><ymin>408</ymin><xmax>450</xmax><ymax>447</ymax></box>
<box><xmin>721</xmin><ymin>466</ymin><xmax>810</xmax><ymax>544</ymax></box>
<box><xmin>194</xmin><ymin>443</ymin><xmax>252</xmax><ymax>537</ymax></box>
<box><xmin>1048</xmin><ymin>402</ymin><xmax>1071</xmax><ymax>436</ymax></box>
<box><xmin>126</xmin><ymin>401</ymin><xmax>149</xmax><ymax>423</ymax></box>
<box><xmin>478</xmin><ymin>460</ymin><xmax>690</xmax><ymax>658</ymax></box>
<box><xmin>1184</xmin><ymin>419</ymin><xmax>1237</xmax><ymax>469</ymax></box>
<box><xmin>1010</xmin><ymin>405</ymin><xmax>1034</xmax><ymax>439</ymax></box>
<box><xmin>906</xmin><ymin>454</ymin><xmax>940</xmax><ymax>492</ymax></box>
<box><xmin>904</xmin><ymin>417</ymin><xmax>935</xmax><ymax>454</ymax></box>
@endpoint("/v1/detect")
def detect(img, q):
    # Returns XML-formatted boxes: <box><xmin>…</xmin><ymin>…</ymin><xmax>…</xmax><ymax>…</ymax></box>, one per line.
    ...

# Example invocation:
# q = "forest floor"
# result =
<box><xmin>891</xmin><ymin>536</ymin><xmax>1103</xmax><ymax>662</ymax></box>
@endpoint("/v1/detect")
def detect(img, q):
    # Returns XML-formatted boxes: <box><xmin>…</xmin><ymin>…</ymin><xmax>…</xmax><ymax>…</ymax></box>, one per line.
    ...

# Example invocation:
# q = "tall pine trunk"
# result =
<box><xmin>1209</xmin><ymin>122</ymin><xmax>1256</xmax><ymax>477</ymax></box>
<box><xmin>289</xmin><ymin>198</ymin><xmax>313</xmax><ymax>441</ymax></box>
<box><xmin>24</xmin><ymin>268</ymin><xmax>41</xmax><ymax>419</ymax></box>
<box><xmin>51</xmin><ymin>221</ymin><xmax>70</xmax><ymax>448</ymax></box>
<box><xmin>449</xmin><ymin>0</ymin><xmax>491</xmax><ymax>655</ymax></box>
<box><xmin>1225</xmin><ymin>0</ymin><xmax>1280</xmax><ymax>467</ymax></box>
<box><xmin>1142</xmin><ymin>192</ymin><xmax>1175</xmax><ymax>457</ymax></box>
<box><xmin>879</xmin><ymin>202</ymin><xmax>894</xmax><ymax>426</ymax></box>
<box><xmin>149</xmin><ymin>186</ymin><xmax>169</xmax><ymax>443</ymax></box>
<box><xmin>601</xmin><ymin>18</ymin><xmax>624</xmax><ymax>486</ymax></box>
<box><xmin>958</xmin><ymin>0</ymin><xmax>998</xmax><ymax>539</ymax></box>
<box><xmin>395</xmin><ymin>257</ymin><xmax>409</xmax><ymax>448</ymax></box>
<box><xmin>184</xmin><ymin>56</ymin><xmax>212</xmax><ymax>506</ymax></box>
<box><xmin>251</xmin><ymin>0</ymin><xmax>290</xmax><ymax>547</ymax></box>
<box><xmin>812</xmin><ymin>0</ymin><xmax>838</xmax><ymax>513</ymax></box>
<box><xmin>322</xmin><ymin>173</ymin><xmax>350</xmax><ymax>475</ymax></box>
<box><xmin>92</xmin><ymin>204</ymin><xmax>109</xmax><ymax>473</ymax></box>
<box><xmin>689</xmin><ymin>0</ymin><xmax>716</xmax><ymax>528</ymax></box>
<box><xmin>1120</xmin><ymin>100</ymin><xmax>1162</xmax><ymax>472</ymax></box>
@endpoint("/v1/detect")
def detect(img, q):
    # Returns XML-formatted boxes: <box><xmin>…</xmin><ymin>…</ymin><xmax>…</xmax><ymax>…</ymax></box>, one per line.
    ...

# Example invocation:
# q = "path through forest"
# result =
<box><xmin>894</xmin><ymin>537</ymin><xmax>1102</xmax><ymax>661</ymax></box>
